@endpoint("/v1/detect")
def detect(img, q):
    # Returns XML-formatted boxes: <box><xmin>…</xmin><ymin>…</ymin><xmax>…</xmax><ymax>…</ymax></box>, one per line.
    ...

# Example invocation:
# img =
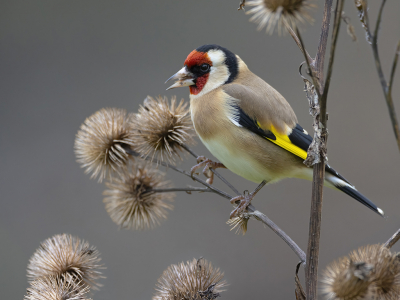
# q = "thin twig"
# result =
<box><xmin>285</xmin><ymin>22</ymin><xmax>313</xmax><ymax>64</ymax></box>
<box><xmin>296</xmin><ymin>28</ymin><xmax>321</xmax><ymax>101</ymax></box>
<box><xmin>315</xmin><ymin>0</ymin><xmax>334</xmax><ymax>89</ymax></box>
<box><xmin>321</xmin><ymin>0</ymin><xmax>345</xmax><ymax>117</ymax></box>
<box><xmin>150</xmin><ymin>187</ymin><xmax>213</xmax><ymax>193</ymax></box>
<box><xmin>252</xmin><ymin>210</ymin><xmax>306</xmax><ymax>263</ymax></box>
<box><xmin>373</xmin><ymin>0</ymin><xmax>387</xmax><ymax>44</ymax></box>
<box><xmin>389</xmin><ymin>40</ymin><xmax>400</xmax><ymax>96</ymax></box>
<box><xmin>384</xmin><ymin>228</ymin><xmax>400</xmax><ymax>249</ymax></box>
<box><xmin>125</xmin><ymin>147</ymin><xmax>306</xmax><ymax>263</ymax></box>
<box><xmin>180</xmin><ymin>143</ymin><xmax>240</xmax><ymax>195</ymax></box>
<box><xmin>356</xmin><ymin>0</ymin><xmax>400</xmax><ymax>151</ymax></box>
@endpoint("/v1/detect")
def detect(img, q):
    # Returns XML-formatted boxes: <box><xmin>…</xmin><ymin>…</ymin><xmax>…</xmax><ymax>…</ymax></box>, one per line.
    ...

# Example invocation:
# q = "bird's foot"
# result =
<box><xmin>190</xmin><ymin>156</ymin><xmax>226</xmax><ymax>185</ymax></box>
<box><xmin>229</xmin><ymin>180</ymin><xmax>267</xmax><ymax>218</ymax></box>
<box><xmin>229</xmin><ymin>191</ymin><xmax>254</xmax><ymax>219</ymax></box>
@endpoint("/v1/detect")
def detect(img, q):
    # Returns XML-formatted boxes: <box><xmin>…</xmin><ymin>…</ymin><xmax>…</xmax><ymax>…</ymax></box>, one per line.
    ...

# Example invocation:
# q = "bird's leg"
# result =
<box><xmin>229</xmin><ymin>180</ymin><xmax>267</xmax><ymax>218</ymax></box>
<box><xmin>190</xmin><ymin>156</ymin><xmax>226</xmax><ymax>185</ymax></box>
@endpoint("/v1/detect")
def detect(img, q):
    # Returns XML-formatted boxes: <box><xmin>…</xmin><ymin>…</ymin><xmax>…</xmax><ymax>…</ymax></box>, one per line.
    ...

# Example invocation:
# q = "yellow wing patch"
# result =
<box><xmin>257</xmin><ymin>122</ymin><xmax>308</xmax><ymax>160</ymax></box>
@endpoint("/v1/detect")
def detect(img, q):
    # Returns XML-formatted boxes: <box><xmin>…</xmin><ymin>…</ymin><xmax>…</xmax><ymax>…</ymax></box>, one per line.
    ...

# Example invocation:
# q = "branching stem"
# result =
<box><xmin>357</xmin><ymin>0</ymin><xmax>400</xmax><ymax>151</ymax></box>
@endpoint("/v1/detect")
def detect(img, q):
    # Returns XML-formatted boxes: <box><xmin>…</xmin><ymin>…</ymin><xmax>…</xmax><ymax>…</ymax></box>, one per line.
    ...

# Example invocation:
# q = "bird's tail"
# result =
<box><xmin>325</xmin><ymin>173</ymin><xmax>385</xmax><ymax>217</ymax></box>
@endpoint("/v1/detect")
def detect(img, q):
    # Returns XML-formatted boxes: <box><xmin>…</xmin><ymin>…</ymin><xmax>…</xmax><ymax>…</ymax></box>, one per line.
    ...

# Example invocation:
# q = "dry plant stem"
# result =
<box><xmin>286</xmin><ymin>23</ymin><xmax>313</xmax><ymax>64</ymax></box>
<box><xmin>179</xmin><ymin>143</ymin><xmax>240</xmax><ymax>195</ymax></box>
<box><xmin>307</xmin><ymin>1</ymin><xmax>344</xmax><ymax>299</ymax></box>
<box><xmin>384</xmin><ymin>228</ymin><xmax>400</xmax><ymax>249</ymax></box>
<box><xmin>125</xmin><ymin>147</ymin><xmax>306</xmax><ymax>263</ymax></box>
<box><xmin>151</xmin><ymin>187</ymin><xmax>213</xmax><ymax>193</ymax></box>
<box><xmin>314</xmin><ymin>0</ymin><xmax>334</xmax><ymax>89</ymax></box>
<box><xmin>305</xmin><ymin>2</ymin><xmax>344</xmax><ymax>300</ymax></box>
<box><xmin>361</xmin><ymin>0</ymin><xmax>400</xmax><ymax>151</ymax></box>
<box><xmin>389</xmin><ymin>41</ymin><xmax>400</xmax><ymax>95</ymax></box>
<box><xmin>293</xmin><ymin>0</ymin><xmax>340</xmax><ymax>298</ymax></box>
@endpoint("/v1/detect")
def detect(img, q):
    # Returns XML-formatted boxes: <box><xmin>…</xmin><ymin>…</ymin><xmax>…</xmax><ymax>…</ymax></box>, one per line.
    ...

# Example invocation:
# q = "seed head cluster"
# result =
<box><xmin>75</xmin><ymin>108</ymin><xmax>136</xmax><ymax>182</ymax></box>
<box><xmin>25</xmin><ymin>276</ymin><xmax>90</xmax><ymax>300</ymax></box>
<box><xmin>321</xmin><ymin>244</ymin><xmax>400</xmax><ymax>300</ymax></box>
<box><xmin>246</xmin><ymin>0</ymin><xmax>314</xmax><ymax>34</ymax></box>
<box><xmin>153</xmin><ymin>258</ymin><xmax>227</xmax><ymax>300</ymax></box>
<box><xmin>131</xmin><ymin>96</ymin><xmax>194</xmax><ymax>163</ymax></box>
<box><xmin>27</xmin><ymin>234</ymin><xmax>103</xmax><ymax>289</ymax></box>
<box><xmin>103</xmin><ymin>164</ymin><xmax>174</xmax><ymax>230</ymax></box>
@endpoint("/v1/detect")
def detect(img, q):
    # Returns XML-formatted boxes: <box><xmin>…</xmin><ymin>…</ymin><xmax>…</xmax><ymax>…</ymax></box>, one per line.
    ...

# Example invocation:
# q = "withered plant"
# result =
<box><xmin>25</xmin><ymin>1</ymin><xmax>400</xmax><ymax>300</ymax></box>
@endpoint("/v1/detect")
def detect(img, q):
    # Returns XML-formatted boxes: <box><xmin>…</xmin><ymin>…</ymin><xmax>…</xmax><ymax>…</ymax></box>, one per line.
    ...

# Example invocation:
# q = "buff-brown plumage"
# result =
<box><xmin>166</xmin><ymin>44</ymin><xmax>384</xmax><ymax>216</ymax></box>
<box><xmin>190</xmin><ymin>57</ymin><xmax>305</xmax><ymax>184</ymax></box>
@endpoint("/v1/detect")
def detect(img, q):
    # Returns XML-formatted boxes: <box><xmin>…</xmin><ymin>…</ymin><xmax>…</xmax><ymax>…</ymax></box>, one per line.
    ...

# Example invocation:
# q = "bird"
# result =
<box><xmin>165</xmin><ymin>44</ymin><xmax>384</xmax><ymax>218</ymax></box>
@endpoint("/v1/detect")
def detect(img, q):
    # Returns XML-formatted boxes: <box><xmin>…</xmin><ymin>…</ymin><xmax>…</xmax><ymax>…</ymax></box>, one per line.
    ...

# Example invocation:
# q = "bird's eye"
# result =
<box><xmin>200</xmin><ymin>64</ymin><xmax>210</xmax><ymax>72</ymax></box>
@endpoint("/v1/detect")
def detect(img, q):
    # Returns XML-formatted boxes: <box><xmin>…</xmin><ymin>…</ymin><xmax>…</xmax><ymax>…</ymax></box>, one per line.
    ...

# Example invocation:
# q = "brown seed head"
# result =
<box><xmin>27</xmin><ymin>234</ymin><xmax>104</xmax><ymax>289</ymax></box>
<box><xmin>25</xmin><ymin>275</ymin><xmax>90</xmax><ymax>300</ymax></box>
<box><xmin>153</xmin><ymin>257</ymin><xmax>227</xmax><ymax>300</ymax></box>
<box><xmin>103</xmin><ymin>163</ymin><xmax>174</xmax><ymax>230</ymax></box>
<box><xmin>246</xmin><ymin>0</ymin><xmax>314</xmax><ymax>34</ymax></box>
<box><xmin>349</xmin><ymin>245</ymin><xmax>400</xmax><ymax>300</ymax></box>
<box><xmin>321</xmin><ymin>257</ymin><xmax>373</xmax><ymax>300</ymax></box>
<box><xmin>131</xmin><ymin>96</ymin><xmax>194</xmax><ymax>163</ymax></box>
<box><xmin>75</xmin><ymin>108</ymin><xmax>135</xmax><ymax>182</ymax></box>
<box><xmin>226</xmin><ymin>213</ymin><xmax>250</xmax><ymax>235</ymax></box>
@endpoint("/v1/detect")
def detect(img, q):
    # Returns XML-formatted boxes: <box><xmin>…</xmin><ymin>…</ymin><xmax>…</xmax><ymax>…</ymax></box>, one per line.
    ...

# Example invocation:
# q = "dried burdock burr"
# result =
<box><xmin>321</xmin><ymin>244</ymin><xmax>400</xmax><ymax>300</ymax></box>
<box><xmin>75</xmin><ymin>107</ymin><xmax>136</xmax><ymax>182</ymax></box>
<box><xmin>246</xmin><ymin>0</ymin><xmax>314</xmax><ymax>34</ymax></box>
<box><xmin>27</xmin><ymin>234</ymin><xmax>103</xmax><ymax>289</ymax></box>
<box><xmin>321</xmin><ymin>258</ymin><xmax>373</xmax><ymax>300</ymax></box>
<box><xmin>103</xmin><ymin>163</ymin><xmax>174</xmax><ymax>230</ymax></box>
<box><xmin>153</xmin><ymin>257</ymin><xmax>227</xmax><ymax>300</ymax></box>
<box><xmin>25</xmin><ymin>275</ymin><xmax>90</xmax><ymax>300</ymax></box>
<box><xmin>226</xmin><ymin>213</ymin><xmax>250</xmax><ymax>235</ymax></box>
<box><xmin>349</xmin><ymin>245</ymin><xmax>400</xmax><ymax>300</ymax></box>
<box><xmin>131</xmin><ymin>96</ymin><xmax>194</xmax><ymax>163</ymax></box>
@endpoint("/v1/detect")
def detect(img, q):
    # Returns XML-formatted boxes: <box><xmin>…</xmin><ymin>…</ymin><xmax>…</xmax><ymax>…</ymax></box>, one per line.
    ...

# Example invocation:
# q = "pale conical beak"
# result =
<box><xmin>165</xmin><ymin>67</ymin><xmax>195</xmax><ymax>90</ymax></box>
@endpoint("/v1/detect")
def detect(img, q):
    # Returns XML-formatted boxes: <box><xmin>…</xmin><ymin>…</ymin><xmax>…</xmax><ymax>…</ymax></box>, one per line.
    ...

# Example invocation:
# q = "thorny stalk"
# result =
<box><xmin>356</xmin><ymin>0</ymin><xmax>400</xmax><ymax>151</ymax></box>
<box><xmin>124</xmin><ymin>146</ymin><xmax>306</xmax><ymax>263</ymax></box>
<box><xmin>384</xmin><ymin>228</ymin><xmax>400</xmax><ymax>249</ymax></box>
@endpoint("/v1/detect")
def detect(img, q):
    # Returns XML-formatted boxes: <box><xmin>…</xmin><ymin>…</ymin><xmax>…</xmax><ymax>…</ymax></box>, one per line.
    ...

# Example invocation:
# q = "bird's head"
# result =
<box><xmin>166</xmin><ymin>44</ymin><xmax>239</xmax><ymax>97</ymax></box>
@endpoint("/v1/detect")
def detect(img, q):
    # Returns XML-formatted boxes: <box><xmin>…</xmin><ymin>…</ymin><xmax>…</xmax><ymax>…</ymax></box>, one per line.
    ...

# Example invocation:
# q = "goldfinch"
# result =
<box><xmin>166</xmin><ymin>44</ymin><xmax>384</xmax><ymax>217</ymax></box>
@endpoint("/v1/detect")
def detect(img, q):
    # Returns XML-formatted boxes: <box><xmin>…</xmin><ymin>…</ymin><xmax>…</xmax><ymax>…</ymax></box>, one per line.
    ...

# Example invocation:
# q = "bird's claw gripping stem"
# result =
<box><xmin>190</xmin><ymin>156</ymin><xmax>226</xmax><ymax>185</ymax></box>
<box><xmin>229</xmin><ymin>181</ymin><xmax>267</xmax><ymax>218</ymax></box>
<box><xmin>229</xmin><ymin>191</ymin><xmax>254</xmax><ymax>219</ymax></box>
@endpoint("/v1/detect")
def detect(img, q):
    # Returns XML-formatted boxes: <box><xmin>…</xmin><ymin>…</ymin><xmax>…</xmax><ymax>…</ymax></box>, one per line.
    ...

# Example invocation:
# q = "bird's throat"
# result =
<box><xmin>190</xmin><ymin>74</ymin><xmax>209</xmax><ymax>95</ymax></box>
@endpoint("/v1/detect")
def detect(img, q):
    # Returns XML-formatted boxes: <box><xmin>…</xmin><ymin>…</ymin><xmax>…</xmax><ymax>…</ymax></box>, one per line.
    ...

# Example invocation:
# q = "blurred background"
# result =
<box><xmin>1</xmin><ymin>0</ymin><xmax>400</xmax><ymax>299</ymax></box>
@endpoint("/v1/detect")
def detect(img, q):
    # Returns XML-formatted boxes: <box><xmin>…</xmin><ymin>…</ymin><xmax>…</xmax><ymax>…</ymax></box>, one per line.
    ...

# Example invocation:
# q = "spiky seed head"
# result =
<box><xmin>246</xmin><ymin>0</ymin><xmax>314</xmax><ymax>34</ymax></box>
<box><xmin>153</xmin><ymin>257</ymin><xmax>227</xmax><ymax>300</ymax></box>
<box><xmin>321</xmin><ymin>257</ymin><xmax>373</xmax><ymax>300</ymax></box>
<box><xmin>25</xmin><ymin>275</ymin><xmax>90</xmax><ymax>300</ymax></box>
<box><xmin>75</xmin><ymin>108</ymin><xmax>136</xmax><ymax>182</ymax></box>
<box><xmin>349</xmin><ymin>245</ymin><xmax>400</xmax><ymax>300</ymax></box>
<box><xmin>103</xmin><ymin>163</ymin><xmax>174</xmax><ymax>230</ymax></box>
<box><xmin>226</xmin><ymin>213</ymin><xmax>250</xmax><ymax>235</ymax></box>
<box><xmin>27</xmin><ymin>234</ymin><xmax>104</xmax><ymax>289</ymax></box>
<box><xmin>131</xmin><ymin>96</ymin><xmax>194</xmax><ymax>164</ymax></box>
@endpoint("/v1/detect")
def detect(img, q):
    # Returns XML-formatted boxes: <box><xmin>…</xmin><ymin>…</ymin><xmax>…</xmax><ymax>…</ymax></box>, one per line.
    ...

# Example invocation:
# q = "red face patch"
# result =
<box><xmin>184</xmin><ymin>50</ymin><xmax>212</xmax><ymax>68</ymax></box>
<box><xmin>184</xmin><ymin>50</ymin><xmax>212</xmax><ymax>95</ymax></box>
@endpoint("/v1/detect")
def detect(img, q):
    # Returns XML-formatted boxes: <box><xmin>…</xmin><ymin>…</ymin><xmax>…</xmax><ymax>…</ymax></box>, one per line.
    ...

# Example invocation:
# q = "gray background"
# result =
<box><xmin>1</xmin><ymin>1</ymin><xmax>400</xmax><ymax>299</ymax></box>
